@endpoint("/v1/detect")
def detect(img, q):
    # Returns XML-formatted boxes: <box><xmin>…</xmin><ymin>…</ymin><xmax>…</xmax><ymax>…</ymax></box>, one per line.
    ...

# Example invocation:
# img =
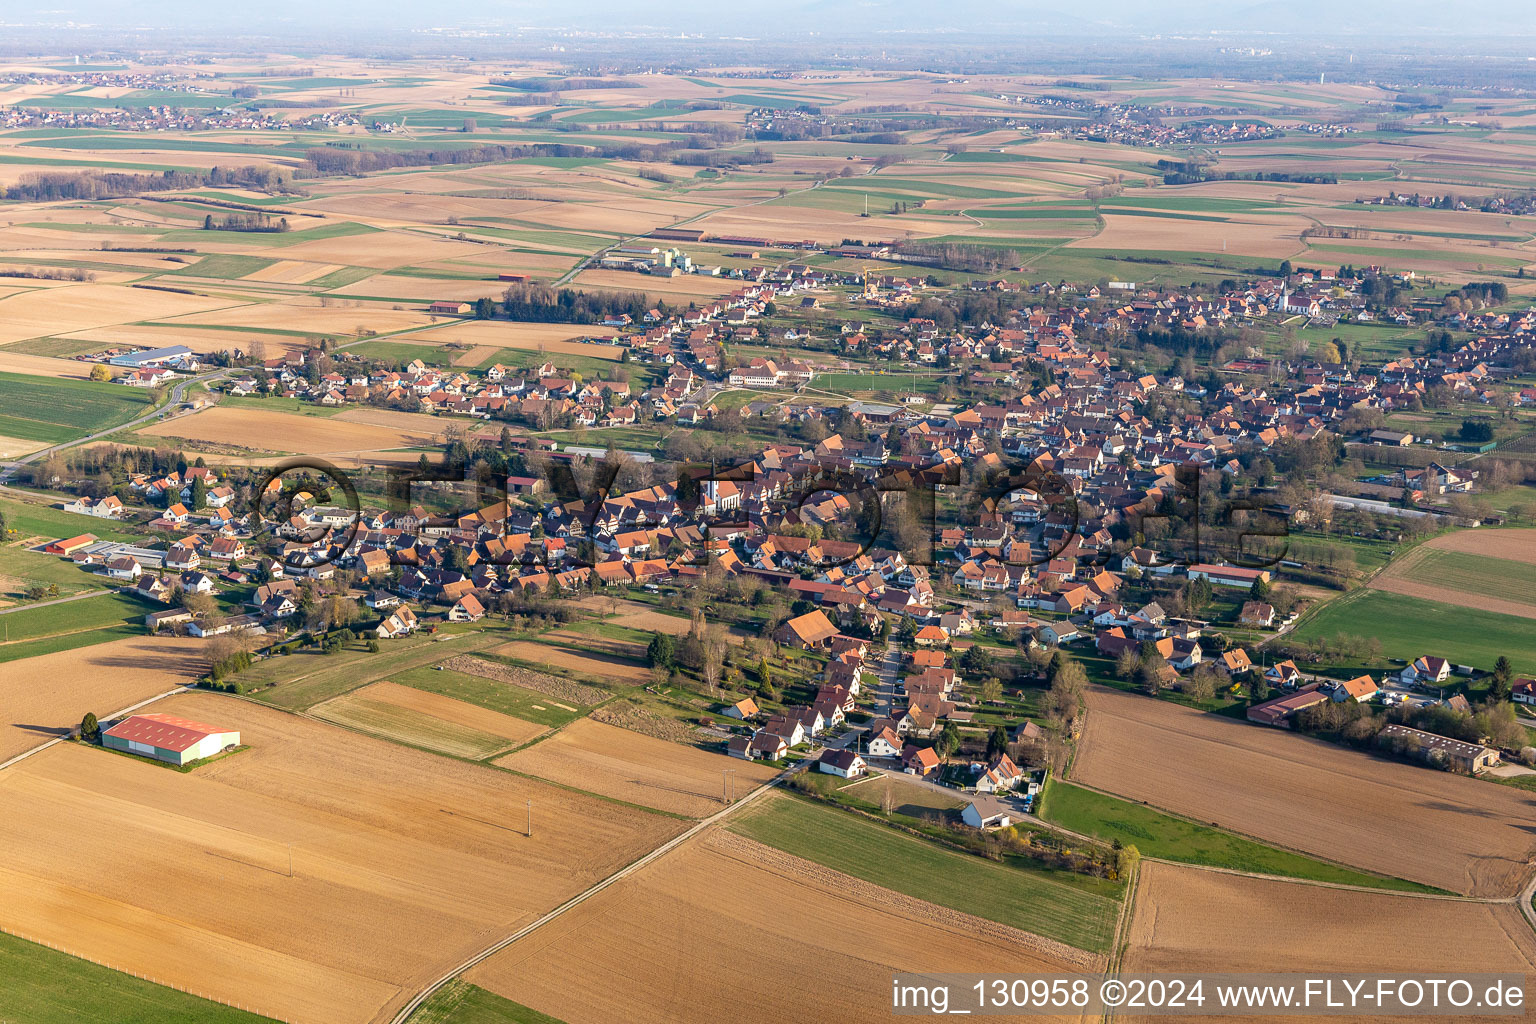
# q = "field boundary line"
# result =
<box><xmin>0</xmin><ymin>684</ymin><xmax>187</xmax><ymax>773</ymax></box>
<box><xmin>385</xmin><ymin>766</ymin><xmax>799</xmax><ymax>1024</ymax></box>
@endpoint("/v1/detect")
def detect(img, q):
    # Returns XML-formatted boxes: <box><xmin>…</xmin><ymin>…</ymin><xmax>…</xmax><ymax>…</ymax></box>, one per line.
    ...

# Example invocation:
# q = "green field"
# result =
<box><xmin>0</xmin><ymin>929</ymin><xmax>279</xmax><ymax>1023</ymax></box>
<box><xmin>1038</xmin><ymin>781</ymin><xmax>1440</xmax><ymax>893</ymax></box>
<box><xmin>0</xmin><ymin>496</ymin><xmax>146</xmax><ymax>545</ymax></box>
<box><xmin>0</xmin><ymin>590</ymin><xmax>153</xmax><ymax>656</ymax></box>
<box><xmin>0</xmin><ymin>372</ymin><xmax>154</xmax><ymax>444</ymax></box>
<box><xmin>412</xmin><ymin>980</ymin><xmax>566</xmax><ymax>1024</ymax></box>
<box><xmin>1391</xmin><ymin>548</ymin><xmax>1536</xmax><ymax>612</ymax></box>
<box><xmin>1289</xmin><ymin>588</ymin><xmax>1535</xmax><ymax>675</ymax></box>
<box><xmin>244</xmin><ymin>630</ymin><xmax>503</xmax><ymax>710</ymax></box>
<box><xmin>728</xmin><ymin>793</ymin><xmax>1121</xmax><ymax>953</ymax></box>
<box><xmin>391</xmin><ymin>663</ymin><xmax>589</xmax><ymax>729</ymax></box>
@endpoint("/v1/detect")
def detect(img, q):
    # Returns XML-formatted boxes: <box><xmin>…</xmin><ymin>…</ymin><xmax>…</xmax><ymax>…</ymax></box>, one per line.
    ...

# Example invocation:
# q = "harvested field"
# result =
<box><xmin>331</xmin><ymin>406</ymin><xmax>458</xmax><ymax>433</ymax></box>
<box><xmin>590</xmin><ymin>701</ymin><xmax>699</xmax><ymax>743</ymax></box>
<box><xmin>494</xmin><ymin>639</ymin><xmax>651</xmax><ymax>683</ymax></box>
<box><xmin>309</xmin><ymin>680</ymin><xmax>545</xmax><ymax>759</ymax></box>
<box><xmin>0</xmin><ymin>635</ymin><xmax>203</xmax><ymax>764</ymax></box>
<box><xmin>496</xmin><ymin>718</ymin><xmax>774</xmax><ymax>816</ymax></box>
<box><xmin>0</xmin><ymin>351</ymin><xmax>101</xmax><ymax>379</ymax></box>
<box><xmin>1122</xmin><ymin>862</ymin><xmax>1536</xmax><ymax>1024</ymax></box>
<box><xmin>438</xmin><ymin>654</ymin><xmax>609</xmax><ymax>705</ymax></box>
<box><xmin>155</xmin><ymin>302</ymin><xmax>432</xmax><ymax>335</ymax></box>
<box><xmin>0</xmin><ymin>283</ymin><xmax>236</xmax><ymax>344</ymax></box>
<box><xmin>57</xmin><ymin>323</ymin><xmax>315</xmax><ymax>357</ymax></box>
<box><xmin>452</xmin><ymin>344</ymin><xmax>499</xmax><ymax>366</ymax></box>
<box><xmin>138</xmin><ymin>406</ymin><xmax>434</xmax><ymax>457</ymax></box>
<box><xmin>0</xmin><ymin>434</ymin><xmax>46</xmax><ymax>458</ymax></box>
<box><xmin>467</xmin><ymin>829</ymin><xmax>1097</xmax><ymax>1024</ymax></box>
<box><xmin>543</xmin><ymin>628</ymin><xmax>646</xmax><ymax>660</ymax></box>
<box><xmin>0</xmin><ymin>692</ymin><xmax>683</xmax><ymax>1024</ymax></box>
<box><xmin>411</xmin><ymin>319</ymin><xmax>622</xmax><ymax>360</ymax></box>
<box><xmin>1413</xmin><ymin>527</ymin><xmax>1536</xmax><ymax>565</ymax></box>
<box><xmin>242</xmin><ymin>260</ymin><xmax>342</xmax><ymax>284</ymax></box>
<box><xmin>1073</xmin><ymin>686</ymin><xmax>1536</xmax><ymax>896</ymax></box>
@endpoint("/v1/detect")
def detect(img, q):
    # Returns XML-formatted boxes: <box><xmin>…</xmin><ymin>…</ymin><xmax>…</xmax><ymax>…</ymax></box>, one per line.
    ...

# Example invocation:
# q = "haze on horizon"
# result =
<box><xmin>7</xmin><ymin>0</ymin><xmax>1536</xmax><ymax>42</ymax></box>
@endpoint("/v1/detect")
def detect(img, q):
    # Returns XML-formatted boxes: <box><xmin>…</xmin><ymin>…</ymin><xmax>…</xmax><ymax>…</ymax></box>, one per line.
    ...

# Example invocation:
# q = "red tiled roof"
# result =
<box><xmin>103</xmin><ymin>713</ymin><xmax>232</xmax><ymax>753</ymax></box>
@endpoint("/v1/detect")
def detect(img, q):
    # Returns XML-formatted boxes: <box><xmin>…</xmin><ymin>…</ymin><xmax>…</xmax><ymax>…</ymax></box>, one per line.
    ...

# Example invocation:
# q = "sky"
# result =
<box><xmin>13</xmin><ymin>1</ymin><xmax>1536</xmax><ymax>38</ymax></box>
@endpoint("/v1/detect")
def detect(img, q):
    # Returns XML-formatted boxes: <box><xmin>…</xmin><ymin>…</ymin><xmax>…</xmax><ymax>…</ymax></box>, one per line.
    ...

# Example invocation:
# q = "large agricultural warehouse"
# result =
<box><xmin>101</xmin><ymin>713</ymin><xmax>241</xmax><ymax>766</ymax></box>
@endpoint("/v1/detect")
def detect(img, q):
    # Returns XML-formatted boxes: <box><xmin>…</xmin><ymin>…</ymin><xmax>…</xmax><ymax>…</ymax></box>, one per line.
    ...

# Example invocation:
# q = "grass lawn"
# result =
<box><xmin>0</xmin><ymin>496</ymin><xmax>146</xmax><ymax>545</ymax></box>
<box><xmin>1039</xmin><ymin>780</ymin><xmax>1441</xmax><ymax>893</ymax></box>
<box><xmin>412</xmin><ymin>980</ymin><xmax>566</xmax><ymax>1024</ymax></box>
<box><xmin>0</xmin><ymin>929</ymin><xmax>279</xmax><ymax>1023</ymax></box>
<box><xmin>0</xmin><ymin>542</ymin><xmax>110</xmax><ymax>600</ymax></box>
<box><xmin>391</xmin><ymin>662</ymin><xmax>588</xmax><ymax>729</ymax></box>
<box><xmin>1289</xmin><ymin>588</ymin><xmax>1535</xmax><ymax>675</ymax></box>
<box><xmin>728</xmin><ymin>792</ymin><xmax>1122</xmax><ymax>953</ymax></box>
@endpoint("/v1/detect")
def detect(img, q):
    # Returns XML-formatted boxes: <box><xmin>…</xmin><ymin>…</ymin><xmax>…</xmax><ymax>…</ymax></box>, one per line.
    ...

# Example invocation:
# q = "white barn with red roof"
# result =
<box><xmin>101</xmin><ymin>713</ymin><xmax>241</xmax><ymax>766</ymax></box>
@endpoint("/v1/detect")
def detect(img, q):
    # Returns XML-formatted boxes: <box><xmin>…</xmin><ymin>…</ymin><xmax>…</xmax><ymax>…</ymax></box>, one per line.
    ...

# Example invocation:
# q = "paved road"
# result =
<box><xmin>0</xmin><ymin>587</ymin><xmax>119</xmax><ymax>616</ymax></box>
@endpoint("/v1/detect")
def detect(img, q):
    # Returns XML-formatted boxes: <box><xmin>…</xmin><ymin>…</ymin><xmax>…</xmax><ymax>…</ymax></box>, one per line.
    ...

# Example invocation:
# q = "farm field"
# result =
<box><xmin>137</xmin><ymin>404</ymin><xmax>441</xmax><ymax>458</ymax></box>
<box><xmin>494</xmin><ymin>638</ymin><xmax>651</xmax><ymax>683</ymax></box>
<box><xmin>389</xmin><ymin>662</ymin><xmax>593</xmax><ymax>730</ymax></box>
<box><xmin>1038</xmin><ymin>780</ymin><xmax>1435</xmax><ymax>892</ymax></box>
<box><xmin>1367</xmin><ymin>527</ymin><xmax>1536</xmax><ymax>620</ymax></box>
<box><xmin>0</xmin><ymin>692</ymin><xmax>685</xmax><ymax>1024</ymax></box>
<box><xmin>727</xmin><ymin>791</ymin><xmax>1122</xmax><ymax>952</ymax></box>
<box><xmin>0</xmin><ymin>929</ymin><xmax>280</xmax><ymax>1024</ymax></box>
<box><xmin>310</xmin><ymin>680</ymin><xmax>547</xmax><ymax>759</ymax></box>
<box><xmin>0</xmin><ymin>371</ymin><xmax>154</xmax><ymax>446</ymax></box>
<box><xmin>0</xmin><ymin>634</ymin><xmax>203</xmax><ymax>763</ymax></box>
<box><xmin>1072</xmin><ymin>686</ymin><xmax>1536</xmax><ymax>896</ymax></box>
<box><xmin>466</xmin><ymin>828</ymin><xmax>1098</xmax><ymax>1024</ymax></box>
<box><xmin>494</xmin><ymin>717</ymin><xmax>776</xmax><ymax>816</ymax></box>
<box><xmin>1122</xmin><ymin>862</ymin><xmax>1536</xmax><ymax>1024</ymax></box>
<box><xmin>1290</xmin><ymin>588</ymin><xmax>1536</xmax><ymax>674</ymax></box>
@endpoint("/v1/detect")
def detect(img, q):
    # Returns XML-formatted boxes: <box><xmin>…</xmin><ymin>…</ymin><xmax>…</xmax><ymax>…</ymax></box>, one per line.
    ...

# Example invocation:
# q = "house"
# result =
<box><xmin>864</xmin><ymin>723</ymin><xmax>903</xmax><ymax>758</ymax></box>
<box><xmin>913</xmin><ymin>624</ymin><xmax>950</xmax><ymax>648</ymax></box>
<box><xmin>973</xmin><ymin>753</ymin><xmax>1023</xmax><ymax>794</ymax></box>
<box><xmin>448</xmin><ymin>594</ymin><xmax>485</xmax><ymax>622</ymax></box>
<box><xmin>1399</xmin><ymin>655</ymin><xmax>1450</xmax><ymax>687</ymax></box>
<box><xmin>818</xmin><ymin>749</ymin><xmax>867</xmax><ymax>778</ymax></box>
<box><xmin>104</xmin><ymin>556</ymin><xmax>142</xmax><ymax>581</ymax></box>
<box><xmin>722</xmin><ymin>697</ymin><xmax>759</xmax><ymax>720</ymax></box>
<box><xmin>1238</xmin><ymin>601</ymin><xmax>1275</xmax><ymax>628</ymax></box>
<box><xmin>1331</xmin><ymin>674</ymin><xmax>1379</xmax><ymax>702</ymax></box>
<box><xmin>746</xmin><ymin>731</ymin><xmax>789</xmax><ymax>761</ymax></box>
<box><xmin>1186</xmin><ymin>564</ymin><xmax>1271</xmax><ymax>589</ymax></box>
<box><xmin>145</xmin><ymin>607</ymin><xmax>194</xmax><ymax>631</ymax></box>
<box><xmin>63</xmin><ymin>495</ymin><xmax>124</xmax><ymax>518</ymax></box>
<box><xmin>1513</xmin><ymin>679</ymin><xmax>1536</xmax><ymax>705</ymax></box>
<box><xmin>1265</xmin><ymin>660</ymin><xmax>1302</xmax><ymax>689</ymax></box>
<box><xmin>903</xmin><ymin>745</ymin><xmax>940</xmax><ymax>776</ymax></box>
<box><xmin>961</xmin><ymin>796</ymin><xmax>1012</xmax><ymax>830</ymax></box>
<box><xmin>376</xmin><ymin>605</ymin><xmax>419</xmax><ymax>639</ymax></box>
<box><xmin>774</xmin><ymin>610</ymin><xmax>839</xmax><ymax>650</ymax></box>
<box><xmin>1218</xmin><ymin>649</ymin><xmax>1252</xmax><ymax>676</ymax></box>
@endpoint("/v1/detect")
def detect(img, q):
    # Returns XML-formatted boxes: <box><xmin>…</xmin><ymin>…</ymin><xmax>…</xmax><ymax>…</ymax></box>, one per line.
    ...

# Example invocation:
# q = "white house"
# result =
<box><xmin>1399</xmin><ymin>655</ymin><xmax>1451</xmax><ymax>687</ymax></box>
<box><xmin>817</xmin><ymin>749</ymin><xmax>867</xmax><ymax>778</ymax></box>
<box><xmin>961</xmin><ymin>796</ymin><xmax>1012</xmax><ymax>830</ymax></box>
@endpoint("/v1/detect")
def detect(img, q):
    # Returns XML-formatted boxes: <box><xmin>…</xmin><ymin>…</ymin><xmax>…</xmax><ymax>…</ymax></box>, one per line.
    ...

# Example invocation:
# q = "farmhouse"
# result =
<box><xmin>101</xmin><ymin>713</ymin><xmax>240</xmax><ymax>766</ymax></box>
<box><xmin>774</xmin><ymin>610</ymin><xmax>838</xmax><ymax>650</ymax></box>
<box><xmin>45</xmin><ymin>533</ymin><xmax>97</xmax><ymax>556</ymax></box>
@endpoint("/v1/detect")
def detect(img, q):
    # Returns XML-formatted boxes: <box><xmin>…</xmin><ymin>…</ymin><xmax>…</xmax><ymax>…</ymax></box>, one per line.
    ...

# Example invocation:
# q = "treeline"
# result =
<box><xmin>493</xmin><ymin>281</ymin><xmax>654</xmax><ymax>324</ymax></box>
<box><xmin>203</xmin><ymin>213</ymin><xmax>289</xmax><ymax>233</ymax></box>
<box><xmin>893</xmin><ymin>240</ymin><xmax>1022</xmax><ymax>273</ymax></box>
<box><xmin>1156</xmin><ymin>160</ymin><xmax>1336</xmax><ymax>186</ymax></box>
<box><xmin>302</xmin><ymin>137</ymin><xmax>766</xmax><ymax>176</ymax></box>
<box><xmin>3</xmin><ymin>164</ymin><xmax>290</xmax><ymax>202</ymax></box>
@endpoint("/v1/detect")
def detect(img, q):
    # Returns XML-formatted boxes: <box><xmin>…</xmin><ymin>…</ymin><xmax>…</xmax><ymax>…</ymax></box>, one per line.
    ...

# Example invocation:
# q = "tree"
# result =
<box><xmin>1113</xmin><ymin>843</ymin><xmax>1141</xmax><ymax>881</ymax></box>
<box><xmin>979</xmin><ymin>677</ymin><xmax>1003</xmax><ymax>705</ymax></box>
<box><xmin>1114</xmin><ymin>649</ymin><xmax>1139</xmax><ymax>680</ymax></box>
<box><xmin>189</xmin><ymin>476</ymin><xmax>207</xmax><ymax>510</ymax></box>
<box><xmin>986</xmin><ymin>725</ymin><xmax>1008</xmax><ymax>759</ymax></box>
<box><xmin>79</xmin><ymin>712</ymin><xmax>100</xmax><ymax>743</ymax></box>
<box><xmin>1490</xmin><ymin>656</ymin><xmax>1514</xmax><ymax>703</ymax></box>
<box><xmin>1249</xmin><ymin>576</ymin><xmax>1273</xmax><ymax>602</ymax></box>
<box><xmin>646</xmin><ymin>631</ymin><xmax>675</xmax><ymax>670</ymax></box>
<box><xmin>1184</xmin><ymin>665</ymin><xmax>1218</xmax><ymax>703</ymax></box>
<box><xmin>89</xmin><ymin>363</ymin><xmax>111</xmax><ymax>382</ymax></box>
<box><xmin>935</xmin><ymin>723</ymin><xmax>960</xmax><ymax>759</ymax></box>
<box><xmin>1251</xmin><ymin>673</ymin><xmax>1271</xmax><ymax>702</ymax></box>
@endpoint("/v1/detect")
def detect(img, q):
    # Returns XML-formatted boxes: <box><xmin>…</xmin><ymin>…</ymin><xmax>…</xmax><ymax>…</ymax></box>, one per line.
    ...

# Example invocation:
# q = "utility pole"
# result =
<box><xmin>287</xmin><ymin>844</ymin><xmax>292</xmax><ymax>878</ymax></box>
<box><xmin>723</xmin><ymin>769</ymin><xmax>736</xmax><ymax>804</ymax></box>
<box><xmin>526</xmin><ymin>799</ymin><xmax>532</xmax><ymax>838</ymax></box>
